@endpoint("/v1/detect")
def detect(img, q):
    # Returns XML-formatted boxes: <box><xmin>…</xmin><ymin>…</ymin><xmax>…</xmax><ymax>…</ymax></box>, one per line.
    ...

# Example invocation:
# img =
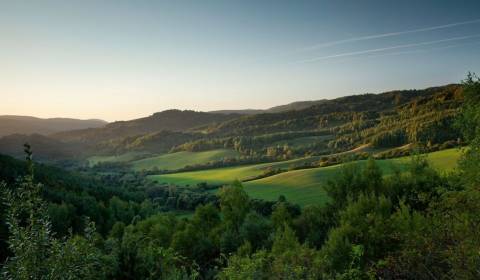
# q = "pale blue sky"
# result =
<box><xmin>1</xmin><ymin>0</ymin><xmax>479</xmax><ymax>121</ymax></box>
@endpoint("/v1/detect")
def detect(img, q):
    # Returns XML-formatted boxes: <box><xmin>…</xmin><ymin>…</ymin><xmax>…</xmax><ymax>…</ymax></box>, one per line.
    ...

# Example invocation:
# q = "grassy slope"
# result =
<box><xmin>87</xmin><ymin>151</ymin><xmax>151</xmax><ymax>166</ymax></box>
<box><xmin>150</xmin><ymin>148</ymin><xmax>462</xmax><ymax>206</ymax></box>
<box><xmin>148</xmin><ymin>155</ymin><xmax>324</xmax><ymax>185</ymax></box>
<box><xmin>131</xmin><ymin>149</ymin><xmax>240</xmax><ymax>171</ymax></box>
<box><xmin>148</xmin><ymin>144</ymin><xmax>374</xmax><ymax>185</ymax></box>
<box><xmin>244</xmin><ymin>148</ymin><xmax>462</xmax><ymax>206</ymax></box>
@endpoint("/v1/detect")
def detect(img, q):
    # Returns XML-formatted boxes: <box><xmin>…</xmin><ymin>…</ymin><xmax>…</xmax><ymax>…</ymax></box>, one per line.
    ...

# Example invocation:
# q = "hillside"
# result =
<box><xmin>150</xmin><ymin>148</ymin><xmax>461</xmax><ymax>206</ymax></box>
<box><xmin>52</xmin><ymin>110</ymin><xmax>240</xmax><ymax>144</ymax></box>
<box><xmin>0</xmin><ymin>134</ymin><xmax>84</xmax><ymax>161</ymax></box>
<box><xmin>167</xmin><ymin>84</ymin><xmax>463</xmax><ymax>164</ymax></box>
<box><xmin>210</xmin><ymin>100</ymin><xmax>329</xmax><ymax>114</ymax></box>
<box><xmin>2</xmin><ymin>84</ymin><xmax>463</xmax><ymax>163</ymax></box>
<box><xmin>131</xmin><ymin>149</ymin><xmax>241</xmax><ymax>171</ymax></box>
<box><xmin>0</xmin><ymin>115</ymin><xmax>107</xmax><ymax>137</ymax></box>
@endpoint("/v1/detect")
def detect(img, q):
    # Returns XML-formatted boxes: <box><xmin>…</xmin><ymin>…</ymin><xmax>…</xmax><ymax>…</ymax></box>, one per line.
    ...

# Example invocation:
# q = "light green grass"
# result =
<box><xmin>131</xmin><ymin>149</ymin><xmax>240</xmax><ymax>171</ymax></box>
<box><xmin>149</xmin><ymin>148</ymin><xmax>462</xmax><ymax>206</ymax></box>
<box><xmin>87</xmin><ymin>152</ymin><xmax>151</xmax><ymax>166</ymax></box>
<box><xmin>148</xmin><ymin>155</ymin><xmax>325</xmax><ymax>186</ymax></box>
<box><xmin>244</xmin><ymin>148</ymin><xmax>461</xmax><ymax>206</ymax></box>
<box><xmin>148</xmin><ymin>145</ymin><xmax>374</xmax><ymax>185</ymax></box>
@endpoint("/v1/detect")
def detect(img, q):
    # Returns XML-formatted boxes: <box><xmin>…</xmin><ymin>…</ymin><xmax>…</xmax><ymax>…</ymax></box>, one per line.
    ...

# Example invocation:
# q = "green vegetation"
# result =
<box><xmin>148</xmin><ymin>154</ymin><xmax>323</xmax><ymax>185</ymax></box>
<box><xmin>245</xmin><ymin>148</ymin><xmax>461</xmax><ymax>205</ymax></box>
<box><xmin>131</xmin><ymin>149</ymin><xmax>240</xmax><ymax>171</ymax></box>
<box><xmin>150</xmin><ymin>148</ymin><xmax>461</xmax><ymax>206</ymax></box>
<box><xmin>0</xmin><ymin>75</ymin><xmax>478</xmax><ymax>279</ymax></box>
<box><xmin>87</xmin><ymin>151</ymin><xmax>150</xmax><ymax>166</ymax></box>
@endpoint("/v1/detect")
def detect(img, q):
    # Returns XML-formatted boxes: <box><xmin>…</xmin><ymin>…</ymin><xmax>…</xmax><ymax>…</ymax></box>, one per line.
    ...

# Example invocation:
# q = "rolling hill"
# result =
<box><xmin>52</xmin><ymin>110</ymin><xmax>241</xmax><ymax>143</ymax></box>
<box><xmin>131</xmin><ymin>149</ymin><xmax>241</xmax><ymax>171</ymax></box>
<box><xmin>0</xmin><ymin>115</ymin><xmax>107</xmax><ymax>137</ymax></box>
<box><xmin>1</xmin><ymin>84</ymin><xmax>462</xmax><ymax>164</ymax></box>
<box><xmin>149</xmin><ymin>148</ymin><xmax>461</xmax><ymax>206</ymax></box>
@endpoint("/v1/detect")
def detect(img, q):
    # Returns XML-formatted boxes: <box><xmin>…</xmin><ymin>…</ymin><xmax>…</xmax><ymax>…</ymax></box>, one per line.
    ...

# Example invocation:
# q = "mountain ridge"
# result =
<box><xmin>0</xmin><ymin>115</ymin><xmax>107</xmax><ymax>137</ymax></box>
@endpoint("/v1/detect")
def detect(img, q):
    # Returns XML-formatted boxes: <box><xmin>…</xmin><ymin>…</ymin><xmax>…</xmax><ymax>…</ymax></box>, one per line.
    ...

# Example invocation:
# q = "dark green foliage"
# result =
<box><xmin>457</xmin><ymin>73</ymin><xmax>480</xmax><ymax>189</ymax></box>
<box><xmin>1</xmin><ymin>170</ymin><xmax>112</xmax><ymax>279</ymax></box>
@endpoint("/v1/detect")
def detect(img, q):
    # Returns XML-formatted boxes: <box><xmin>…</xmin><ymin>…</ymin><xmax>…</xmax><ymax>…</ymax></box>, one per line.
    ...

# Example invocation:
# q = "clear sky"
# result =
<box><xmin>1</xmin><ymin>0</ymin><xmax>479</xmax><ymax>121</ymax></box>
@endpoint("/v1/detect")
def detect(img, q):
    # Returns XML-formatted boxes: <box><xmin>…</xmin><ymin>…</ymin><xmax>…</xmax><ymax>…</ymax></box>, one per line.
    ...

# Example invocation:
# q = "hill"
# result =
<box><xmin>150</xmin><ymin>148</ymin><xmax>461</xmax><ymax>206</ymax></box>
<box><xmin>14</xmin><ymin>84</ymin><xmax>463</xmax><ymax>163</ymax></box>
<box><xmin>209</xmin><ymin>100</ymin><xmax>329</xmax><ymax>114</ymax></box>
<box><xmin>170</xmin><ymin>84</ymin><xmax>463</xmax><ymax>162</ymax></box>
<box><xmin>266</xmin><ymin>99</ymin><xmax>329</xmax><ymax>113</ymax></box>
<box><xmin>52</xmin><ymin>110</ymin><xmax>240</xmax><ymax>144</ymax></box>
<box><xmin>243</xmin><ymin>148</ymin><xmax>461</xmax><ymax>206</ymax></box>
<box><xmin>131</xmin><ymin>149</ymin><xmax>241</xmax><ymax>171</ymax></box>
<box><xmin>0</xmin><ymin>115</ymin><xmax>107</xmax><ymax>137</ymax></box>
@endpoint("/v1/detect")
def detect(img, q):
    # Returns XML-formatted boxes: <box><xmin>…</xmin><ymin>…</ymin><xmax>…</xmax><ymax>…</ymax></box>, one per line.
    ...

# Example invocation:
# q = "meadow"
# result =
<box><xmin>149</xmin><ymin>148</ymin><xmax>462</xmax><ymax>206</ymax></box>
<box><xmin>131</xmin><ymin>149</ymin><xmax>240</xmax><ymax>171</ymax></box>
<box><xmin>87</xmin><ymin>151</ymin><xmax>151</xmax><ymax>166</ymax></box>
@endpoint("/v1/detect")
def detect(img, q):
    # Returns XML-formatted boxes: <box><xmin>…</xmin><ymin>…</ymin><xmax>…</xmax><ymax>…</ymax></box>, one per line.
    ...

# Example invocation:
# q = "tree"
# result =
<box><xmin>218</xmin><ymin>181</ymin><xmax>250</xmax><ymax>232</ymax></box>
<box><xmin>457</xmin><ymin>72</ymin><xmax>480</xmax><ymax>188</ymax></box>
<box><xmin>1</xmin><ymin>146</ymin><xmax>111</xmax><ymax>279</ymax></box>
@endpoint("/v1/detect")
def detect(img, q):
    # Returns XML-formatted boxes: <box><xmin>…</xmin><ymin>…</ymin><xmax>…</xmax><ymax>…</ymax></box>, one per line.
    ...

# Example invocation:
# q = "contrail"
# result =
<box><xmin>366</xmin><ymin>40</ymin><xmax>480</xmax><ymax>59</ymax></box>
<box><xmin>297</xmin><ymin>34</ymin><xmax>480</xmax><ymax>63</ymax></box>
<box><xmin>299</xmin><ymin>18</ymin><xmax>480</xmax><ymax>51</ymax></box>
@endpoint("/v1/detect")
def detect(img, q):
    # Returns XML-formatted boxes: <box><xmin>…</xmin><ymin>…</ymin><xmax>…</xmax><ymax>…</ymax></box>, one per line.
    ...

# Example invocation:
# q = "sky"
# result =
<box><xmin>1</xmin><ymin>0</ymin><xmax>480</xmax><ymax>122</ymax></box>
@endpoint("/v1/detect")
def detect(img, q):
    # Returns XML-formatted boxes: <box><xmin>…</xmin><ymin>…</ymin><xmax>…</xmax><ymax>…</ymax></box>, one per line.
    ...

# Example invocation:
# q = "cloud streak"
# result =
<box><xmin>300</xmin><ymin>18</ymin><xmax>480</xmax><ymax>51</ymax></box>
<box><xmin>297</xmin><ymin>34</ymin><xmax>480</xmax><ymax>63</ymax></box>
<box><xmin>365</xmin><ymin>40</ymin><xmax>480</xmax><ymax>59</ymax></box>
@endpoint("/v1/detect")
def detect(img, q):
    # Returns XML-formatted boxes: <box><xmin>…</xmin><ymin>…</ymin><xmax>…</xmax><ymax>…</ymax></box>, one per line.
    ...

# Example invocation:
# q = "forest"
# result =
<box><xmin>0</xmin><ymin>75</ymin><xmax>478</xmax><ymax>279</ymax></box>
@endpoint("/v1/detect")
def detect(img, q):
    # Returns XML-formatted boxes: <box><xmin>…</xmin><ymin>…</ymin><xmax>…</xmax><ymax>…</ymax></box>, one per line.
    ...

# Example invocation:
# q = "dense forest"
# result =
<box><xmin>0</xmin><ymin>74</ymin><xmax>479</xmax><ymax>279</ymax></box>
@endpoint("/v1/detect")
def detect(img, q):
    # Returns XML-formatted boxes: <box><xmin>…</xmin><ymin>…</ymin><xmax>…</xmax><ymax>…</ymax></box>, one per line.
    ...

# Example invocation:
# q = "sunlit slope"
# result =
<box><xmin>149</xmin><ymin>148</ymin><xmax>461</xmax><ymax>205</ymax></box>
<box><xmin>244</xmin><ymin>148</ymin><xmax>461</xmax><ymax>206</ymax></box>
<box><xmin>131</xmin><ymin>149</ymin><xmax>240</xmax><ymax>171</ymax></box>
<box><xmin>148</xmin><ymin>144</ymin><xmax>376</xmax><ymax>185</ymax></box>
<box><xmin>88</xmin><ymin>151</ymin><xmax>150</xmax><ymax>166</ymax></box>
<box><xmin>148</xmin><ymin>154</ymin><xmax>326</xmax><ymax>185</ymax></box>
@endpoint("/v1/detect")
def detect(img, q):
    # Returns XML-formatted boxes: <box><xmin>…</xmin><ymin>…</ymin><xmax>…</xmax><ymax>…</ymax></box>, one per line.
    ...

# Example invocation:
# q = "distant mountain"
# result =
<box><xmin>0</xmin><ymin>115</ymin><xmax>107</xmax><ymax>137</ymax></box>
<box><xmin>52</xmin><ymin>110</ymin><xmax>241</xmax><ymax>143</ymax></box>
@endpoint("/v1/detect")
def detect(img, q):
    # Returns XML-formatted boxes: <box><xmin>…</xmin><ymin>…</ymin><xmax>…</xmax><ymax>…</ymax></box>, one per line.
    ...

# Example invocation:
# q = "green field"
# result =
<box><xmin>131</xmin><ymin>149</ymin><xmax>240</xmax><ymax>171</ymax></box>
<box><xmin>148</xmin><ymin>154</ymin><xmax>327</xmax><ymax>185</ymax></box>
<box><xmin>244</xmin><ymin>148</ymin><xmax>461</xmax><ymax>206</ymax></box>
<box><xmin>147</xmin><ymin>144</ymin><xmax>375</xmax><ymax>185</ymax></box>
<box><xmin>87</xmin><ymin>151</ymin><xmax>151</xmax><ymax>166</ymax></box>
<box><xmin>149</xmin><ymin>148</ymin><xmax>462</xmax><ymax>206</ymax></box>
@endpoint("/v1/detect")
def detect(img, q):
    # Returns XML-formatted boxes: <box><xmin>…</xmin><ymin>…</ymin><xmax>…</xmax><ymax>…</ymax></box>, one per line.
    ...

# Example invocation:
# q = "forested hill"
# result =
<box><xmin>205</xmin><ymin>84</ymin><xmax>462</xmax><ymax>136</ymax></box>
<box><xmin>0</xmin><ymin>84</ymin><xmax>463</xmax><ymax>161</ymax></box>
<box><xmin>51</xmin><ymin>109</ymin><xmax>241</xmax><ymax>143</ymax></box>
<box><xmin>0</xmin><ymin>115</ymin><xmax>106</xmax><ymax>137</ymax></box>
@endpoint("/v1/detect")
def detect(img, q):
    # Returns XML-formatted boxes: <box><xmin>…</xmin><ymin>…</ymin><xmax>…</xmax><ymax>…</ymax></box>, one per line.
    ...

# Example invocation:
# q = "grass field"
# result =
<box><xmin>147</xmin><ymin>144</ymin><xmax>374</xmax><ymax>185</ymax></box>
<box><xmin>244</xmin><ymin>148</ymin><xmax>461</xmax><ymax>206</ymax></box>
<box><xmin>131</xmin><ymin>149</ymin><xmax>240</xmax><ymax>171</ymax></box>
<box><xmin>147</xmin><ymin>154</ymin><xmax>325</xmax><ymax>186</ymax></box>
<box><xmin>87</xmin><ymin>151</ymin><xmax>151</xmax><ymax>166</ymax></box>
<box><xmin>149</xmin><ymin>148</ymin><xmax>462</xmax><ymax>206</ymax></box>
